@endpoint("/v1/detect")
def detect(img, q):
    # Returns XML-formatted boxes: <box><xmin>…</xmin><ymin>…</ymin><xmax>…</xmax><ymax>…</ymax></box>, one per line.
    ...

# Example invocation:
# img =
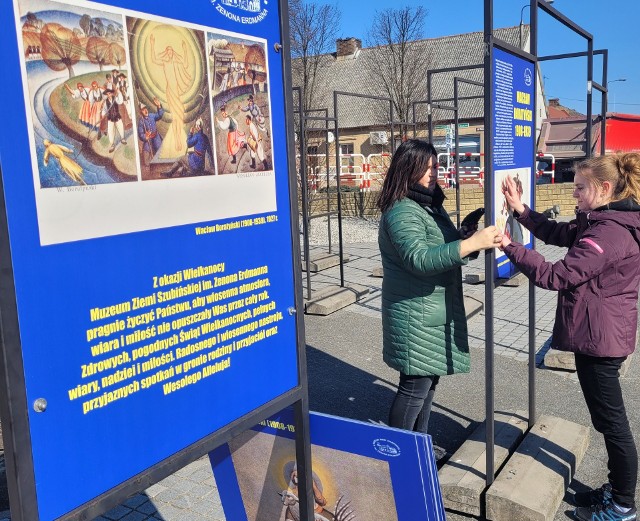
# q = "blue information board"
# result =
<box><xmin>491</xmin><ymin>47</ymin><xmax>536</xmax><ymax>278</ymax></box>
<box><xmin>210</xmin><ymin>408</ymin><xmax>446</xmax><ymax>521</ymax></box>
<box><xmin>0</xmin><ymin>0</ymin><xmax>300</xmax><ymax>518</ymax></box>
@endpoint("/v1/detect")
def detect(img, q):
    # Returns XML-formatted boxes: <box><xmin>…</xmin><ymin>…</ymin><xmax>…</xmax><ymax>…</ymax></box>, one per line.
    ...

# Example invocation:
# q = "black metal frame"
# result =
<box><xmin>418</xmin><ymin>66</ymin><xmax>484</xmax><ymax>228</ymax></box>
<box><xmin>412</xmin><ymin>79</ymin><xmax>484</xmax><ymax>227</ymax></box>
<box><xmin>293</xmin><ymin>87</ymin><xmax>343</xmax><ymax>300</ymax></box>
<box><xmin>332</xmin><ymin>91</ymin><xmax>399</xmax><ymax>283</ymax></box>
<box><xmin>295</xmin><ymin>89</ymin><xmax>403</xmax><ymax>300</ymax></box>
<box><xmin>426</xmin><ymin>65</ymin><xmax>484</xmax><ymax>145</ymax></box>
<box><xmin>483</xmin><ymin>0</ymin><xmax>601</xmax><ymax>489</ymax></box>
<box><xmin>0</xmin><ymin>1</ymin><xmax>315</xmax><ymax>519</ymax></box>
<box><xmin>539</xmin><ymin>49</ymin><xmax>609</xmax><ymax>156</ymax></box>
<box><xmin>453</xmin><ymin>78</ymin><xmax>485</xmax><ymax>227</ymax></box>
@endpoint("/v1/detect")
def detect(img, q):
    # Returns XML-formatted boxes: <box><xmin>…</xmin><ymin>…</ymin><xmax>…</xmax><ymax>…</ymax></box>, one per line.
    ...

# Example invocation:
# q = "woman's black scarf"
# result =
<box><xmin>406</xmin><ymin>183</ymin><xmax>446</xmax><ymax>210</ymax></box>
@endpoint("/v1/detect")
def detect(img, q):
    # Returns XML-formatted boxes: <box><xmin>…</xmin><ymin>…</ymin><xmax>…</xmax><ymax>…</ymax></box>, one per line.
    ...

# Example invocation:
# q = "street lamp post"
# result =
<box><xmin>608</xmin><ymin>78</ymin><xmax>626</xmax><ymax>112</ymax></box>
<box><xmin>520</xmin><ymin>1</ymin><xmax>554</xmax><ymax>49</ymax></box>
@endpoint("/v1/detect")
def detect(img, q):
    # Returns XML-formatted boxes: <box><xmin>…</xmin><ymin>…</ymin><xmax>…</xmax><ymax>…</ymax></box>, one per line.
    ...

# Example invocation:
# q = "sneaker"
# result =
<box><xmin>574</xmin><ymin>501</ymin><xmax>636</xmax><ymax>521</ymax></box>
<box><xmin>574</xmin><ymin>483</ymin><xmax>612</xmax><ymax>507</ymax></box>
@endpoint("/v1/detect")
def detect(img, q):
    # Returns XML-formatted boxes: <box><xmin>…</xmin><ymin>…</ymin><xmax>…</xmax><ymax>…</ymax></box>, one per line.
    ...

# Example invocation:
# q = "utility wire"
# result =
<box><xmin>546</xmin><ymin>94</ymin><xmax>640</xmax><ymax>107</ymax></box>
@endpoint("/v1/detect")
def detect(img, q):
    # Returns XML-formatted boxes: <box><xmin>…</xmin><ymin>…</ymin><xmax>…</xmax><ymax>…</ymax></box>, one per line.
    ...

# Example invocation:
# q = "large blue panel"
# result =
<box><xmin>0</xmin><ymin>0</ymin><xmax>299</xmax><ymax>518</ymax></box>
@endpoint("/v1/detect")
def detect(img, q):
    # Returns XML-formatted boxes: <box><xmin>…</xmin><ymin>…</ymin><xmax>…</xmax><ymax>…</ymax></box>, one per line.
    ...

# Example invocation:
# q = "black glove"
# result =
<box><xmin>461</xmin><ymin>207</ymin><xmax>485</xmax><ymax>228</ymax></box>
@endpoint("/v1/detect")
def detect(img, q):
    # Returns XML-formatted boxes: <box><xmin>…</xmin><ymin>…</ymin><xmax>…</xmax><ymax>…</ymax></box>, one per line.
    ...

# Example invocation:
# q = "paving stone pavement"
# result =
<box><xmin>303</xmin><ymin>236</ymin><xmax>574</xmax><ymax>378</ymax></box>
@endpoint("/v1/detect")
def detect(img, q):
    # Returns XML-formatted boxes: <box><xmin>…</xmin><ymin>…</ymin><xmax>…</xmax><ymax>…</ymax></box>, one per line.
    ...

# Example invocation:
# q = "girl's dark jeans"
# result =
<box><xmin>388</xmin><ymin>372</ymin><xmax>440</xmax><ymax>434</ymax></box>
<box><xmin>575</xmin><ymin>353</ymin><xmax>638</xmax><ymax>508</ymax></box>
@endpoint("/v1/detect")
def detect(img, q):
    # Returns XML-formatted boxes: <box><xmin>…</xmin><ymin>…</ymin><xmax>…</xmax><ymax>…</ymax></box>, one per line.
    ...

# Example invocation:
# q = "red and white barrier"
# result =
<box><xmin>437</xmin><ymin>152</ymin><xmax>485</xmax><ymax>187</ymax></box>
<box><xmin>536</xmin><ymin>153</ymin><xmax>556</xmax><ymax>184</ymax></box>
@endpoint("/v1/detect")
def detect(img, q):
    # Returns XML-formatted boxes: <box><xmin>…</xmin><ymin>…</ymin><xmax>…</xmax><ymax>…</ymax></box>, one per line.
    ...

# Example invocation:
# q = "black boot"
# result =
<box><xmin>231</xmin><ymin>155</ymin><xmax>236</xmax><ymax>164</ymax></box>
<box><xmin>263</xmin><ymin>159</ymin><xmax>269</xmax><ymax>170</ymax></box>
<box><xmin>250</xmin><ymin>158</ymin><xmax>256</xmax><ymax>169</ymax></box>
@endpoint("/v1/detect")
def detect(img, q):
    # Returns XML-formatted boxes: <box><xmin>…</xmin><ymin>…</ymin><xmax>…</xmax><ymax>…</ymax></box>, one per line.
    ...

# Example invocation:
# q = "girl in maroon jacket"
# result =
<box><xmin>500</xmin><ymin>153</ymin><xmax>640</xmax><ymax>521</ymax></box>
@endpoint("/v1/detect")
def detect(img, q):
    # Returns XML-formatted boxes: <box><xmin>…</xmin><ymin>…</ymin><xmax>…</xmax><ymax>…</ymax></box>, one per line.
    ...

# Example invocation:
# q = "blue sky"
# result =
<box><xmin>336</xmin><ymin>0</ymin><xmax>639</xmax><ymax>115</ymax></box>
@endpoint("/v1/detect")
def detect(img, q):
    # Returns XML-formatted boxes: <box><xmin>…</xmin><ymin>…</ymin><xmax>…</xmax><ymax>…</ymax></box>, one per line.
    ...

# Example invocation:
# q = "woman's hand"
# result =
<box><xmin>502</xmin><ymin>176</ymin><xmax>525</xmax><ymax>215</ymax></box>
<box><xmin>460</xmin><ymin>225</ymin><xmax>502</xmax><ymax>257</ymax></box>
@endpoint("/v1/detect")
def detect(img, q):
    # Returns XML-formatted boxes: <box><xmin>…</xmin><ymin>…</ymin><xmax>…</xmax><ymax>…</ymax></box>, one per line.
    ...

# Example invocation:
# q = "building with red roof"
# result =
<box><xmin>537</xmin><ymin>98</ymin><xmax>640</xmax><ymax>182</ymax></box>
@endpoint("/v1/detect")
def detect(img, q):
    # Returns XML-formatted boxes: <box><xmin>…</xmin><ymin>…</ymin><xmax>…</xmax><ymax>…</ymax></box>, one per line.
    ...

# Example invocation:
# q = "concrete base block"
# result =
<box><xmin>498</xmin><ymin>272</ymin><xmax>527</xmax><ymax>287</ymax></box>
<box><xmin>438</xmin><ymin>412</ymin><xmax>528</xmax><ymax>516</ymax></box>
<box><xmin>371</xmin><ymin>266</ymin><xmax>383</xmax><ymax>278</ymax></box>
<box><xmin>465</xmin><ymin>272</ymin><xmax>527</xmax><ymax>287</ymax></box>
<box><xmin>485</xmin><ymin>415</ymin><xmax>590</xmax><ymax>521</ymax></box>
<box><xmin>465</xmin><ymin>272</ymin><xmax>485</xmax><ymax>285</ymax></box>
<box><xmin>304</xmin><ymin>284</ymin><xmax>369</xmax><ymax>315</ymax></box>
<box><xmin>543</xmin><ymin>350</ymin><xmax>576</xmax><ymax>371</ymax></box>
<box><xmin>544</xmin><ymin>351</ymin><xmax>633</xmax><ymax>376</ymax></box>
<box><xmin>301</xmin><ymin>253</ymin><xmax>349</xmax><ymax>272</ymax></box>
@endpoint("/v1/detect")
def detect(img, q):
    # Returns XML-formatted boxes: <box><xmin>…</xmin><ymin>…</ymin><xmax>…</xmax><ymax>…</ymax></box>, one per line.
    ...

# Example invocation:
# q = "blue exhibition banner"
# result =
<box><xmin>0</xmin><ymin>0</ymin><xmax>298</xmax><ymax>518</ymax></box>
<box><xmin>492</xmin><ymin>46</ymin><xmax>536</xmax><ymax>279</ymax></box>
<box><xmin>210</xmin><ymin>408</ymin><xmax>446</xmax><ymax>521</ymax></box>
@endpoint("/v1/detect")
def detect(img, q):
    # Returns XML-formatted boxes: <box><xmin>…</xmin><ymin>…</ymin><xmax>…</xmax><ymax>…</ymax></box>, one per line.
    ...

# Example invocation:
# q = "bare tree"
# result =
<box><xmin>363</xmin><ymin>6</ymin><xmax>431</xmax><ymax>124</ymax></box>
<box><xmin>289</xmin><ymin>0</ymin><xmax>340</xmax><ymax>114</ymax></box>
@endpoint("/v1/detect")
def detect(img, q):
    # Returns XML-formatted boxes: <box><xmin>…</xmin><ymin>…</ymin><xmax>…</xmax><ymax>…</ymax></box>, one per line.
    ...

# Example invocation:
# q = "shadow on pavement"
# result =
<box><xmin>306</xmin><ymin>344</ymin><xmax>478</xmax><ymax>456</ymax></box>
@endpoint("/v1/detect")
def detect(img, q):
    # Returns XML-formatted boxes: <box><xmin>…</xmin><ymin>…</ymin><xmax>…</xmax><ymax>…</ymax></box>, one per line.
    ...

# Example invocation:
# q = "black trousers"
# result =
<box><xmin>575</xmin><ymin>353</ymin><xmax>638</xmax><ymax>508</ymax></box>
<box><xmin>388</xmin><ymin>373</ymin><xmax>439</xmax><ymax>434</ymax></box>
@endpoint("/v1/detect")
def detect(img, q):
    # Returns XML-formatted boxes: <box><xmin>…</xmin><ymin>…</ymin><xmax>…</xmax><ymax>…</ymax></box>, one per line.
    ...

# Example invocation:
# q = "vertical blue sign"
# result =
<box><xmin>0</xmin><ymin>0</ymin><xmax>300</xmax><ymax>518</ymax></box>
<box><xmin>492</xmin><ymin>47</ymin><xmax>536</xmax><ymax>278</ymax></box>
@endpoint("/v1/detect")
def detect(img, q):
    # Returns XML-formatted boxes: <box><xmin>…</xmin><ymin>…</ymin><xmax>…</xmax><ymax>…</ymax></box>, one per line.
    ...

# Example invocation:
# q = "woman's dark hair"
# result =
<box><xmin>377</xmin><ymin>139</ymin><xmax>438</xmax><ymax>212</ymax></box>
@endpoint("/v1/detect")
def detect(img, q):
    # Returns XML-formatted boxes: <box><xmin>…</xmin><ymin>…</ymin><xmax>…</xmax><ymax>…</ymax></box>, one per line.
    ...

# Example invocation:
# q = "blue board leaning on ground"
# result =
<box><xmin>210</xmin><ymin>408</ymin><xmax>446</xmax><ymax>521</ymax></box>
<box><xmin>0</xmin><ymin>0</ymin><xmax>300</xmax><ymax>519</ymax></box>
<box><xmin>492</xmin><ymin>46</ymin><xmax>536</xmax><ymax>279</ymax></box>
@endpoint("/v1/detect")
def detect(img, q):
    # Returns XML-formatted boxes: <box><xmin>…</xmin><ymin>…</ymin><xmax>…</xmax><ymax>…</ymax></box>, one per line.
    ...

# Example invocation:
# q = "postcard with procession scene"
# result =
<box><xmin>208</xmin><ymin>33</ymin><xmax>273</xmax><ymax>175</ymax></box>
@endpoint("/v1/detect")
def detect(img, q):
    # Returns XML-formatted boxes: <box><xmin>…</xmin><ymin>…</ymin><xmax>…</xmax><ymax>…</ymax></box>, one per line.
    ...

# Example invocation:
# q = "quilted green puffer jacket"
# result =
<box><xmin>379</xmin><ymin>197</ymin><xmax>471</xmax><ymax>376</ymax></box>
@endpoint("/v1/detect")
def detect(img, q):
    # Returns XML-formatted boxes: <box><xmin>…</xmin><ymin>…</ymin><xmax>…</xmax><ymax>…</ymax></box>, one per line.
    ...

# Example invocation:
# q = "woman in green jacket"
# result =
<box><xmin>378</xmin><ymin>139</ymin><xmax>500</xmax><ymax>441</ymax></box>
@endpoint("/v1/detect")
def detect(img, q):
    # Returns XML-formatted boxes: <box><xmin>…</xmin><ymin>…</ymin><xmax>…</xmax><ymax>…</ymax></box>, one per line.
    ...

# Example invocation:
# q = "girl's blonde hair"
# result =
<box><xmin>575</xmin><ymin>152</ymin><xmax>640</xmax><ymax>203</ymax></box>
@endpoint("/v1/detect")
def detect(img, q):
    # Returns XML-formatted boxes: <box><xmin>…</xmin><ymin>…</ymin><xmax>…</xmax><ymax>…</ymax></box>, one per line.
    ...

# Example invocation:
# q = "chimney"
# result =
<box><xmin>548</xmin><ymin>98</ymin><xmax>560</xmax><ymax>107</ymax></box>
<box><xmin>336</xmin><ymin>37</ymin><xmax>361</xmax><ymax>60</ymax></box>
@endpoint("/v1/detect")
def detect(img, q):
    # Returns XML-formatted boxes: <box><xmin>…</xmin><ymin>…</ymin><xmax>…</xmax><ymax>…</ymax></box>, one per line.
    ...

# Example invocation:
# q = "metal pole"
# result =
<box><xmin>296</xmin><ymin>89</ymin><xmax>313</xmax><ymax>302</ymax></box>
<box><xmin>586</xmin><ymin>37</ymin><xmax>594</xmax><ymax>158</ymax></box>
<box><xmin>601</xmin><ymin>51</ymin><xmax>608</xmax><ymax>156</ymax></box>
<box><xmin>427</xmin><ymin>73</ymin><xmax>433</xmax><ymax>144</ymax></box>
<box><xmin>528</xmin><ymin>0</ymin><xmax>538</xmax><ymax>429</ymax></box>
<box><xmin>483</xmin><ymin>0</ymin><xmax>496</xmax><ymax>488</ymax></box>
<box><xmin>324</xmin><ymin>116</ymin><xmax>333</xmax><ymax>256</ymax></box>
<box><xmin>412</xmin><ymin>102</ymin><xmax>417</xmax><ymax>138</ymax></box>
<box><xmin>333</xmin><ymin>91</ymin><xmax>345</xmax><ymax>287</ymax></box>
<box><xmin>454</xmin><ymin>79</ymin><xmax>461</xmax><ymax>227</ymax></box>
<box><xmin>293</xmin><ymin>398</ymin><xmax>314</xmax><ymax>521</ymax></box>
<box><xmin>390</xmin><ymin>99</ymin><xmax>395</xmax><ymax>151</ymax></box>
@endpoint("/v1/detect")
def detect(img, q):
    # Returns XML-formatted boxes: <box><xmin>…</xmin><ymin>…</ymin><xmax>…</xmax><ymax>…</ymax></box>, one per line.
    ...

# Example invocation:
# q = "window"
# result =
<box><xmin>340</xmin><ymin>143</ymin><xmax>354</xmax><ymax>172</ymax></box>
